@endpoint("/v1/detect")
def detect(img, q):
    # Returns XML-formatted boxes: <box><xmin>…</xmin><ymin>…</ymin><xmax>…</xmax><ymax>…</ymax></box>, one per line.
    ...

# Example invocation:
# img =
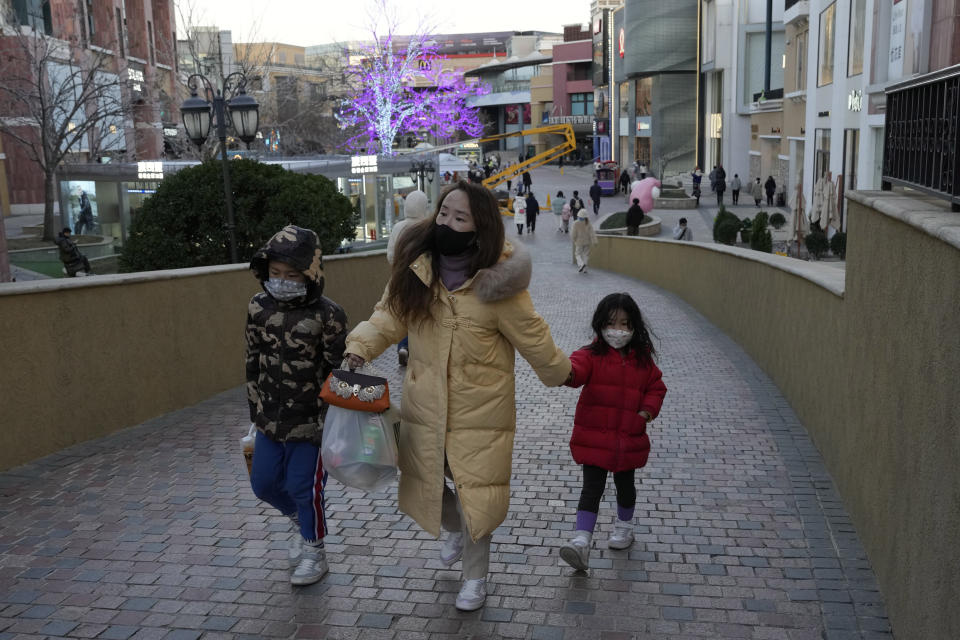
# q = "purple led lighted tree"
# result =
<box><xmin>336</xmin><ymin>19</ymin><xmax>489</xmax><ymax>155</ymax></box>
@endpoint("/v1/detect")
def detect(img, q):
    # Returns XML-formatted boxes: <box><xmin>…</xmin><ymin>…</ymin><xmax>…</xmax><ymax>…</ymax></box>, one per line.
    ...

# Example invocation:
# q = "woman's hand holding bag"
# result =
<box><xmin>319</xmin><ymin>367</ymin><xmax>399</xmax><ymax>492</ymax></box>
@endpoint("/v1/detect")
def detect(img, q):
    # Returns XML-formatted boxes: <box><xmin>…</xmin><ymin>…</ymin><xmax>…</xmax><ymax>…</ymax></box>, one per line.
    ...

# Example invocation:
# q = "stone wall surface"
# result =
<box><xmin>0</xmin><ymin>252</ymin><xmax>391</xmax><ymax>471</ymax></box>
<box><xmin>591</xmin><ymin>191</ymin><xmax>960</xmax><ymax>640</ymax></box>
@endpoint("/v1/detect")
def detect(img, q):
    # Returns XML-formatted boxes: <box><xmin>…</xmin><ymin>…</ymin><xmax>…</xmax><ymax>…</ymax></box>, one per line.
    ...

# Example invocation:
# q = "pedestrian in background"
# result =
<box><xmin>386</xmin><ymin>190</ymin><xmax>431</xmax><ymax>367</ymax></box>
<box><xmin>765</xmin><ymin>176</ymin><xmax>777</xmax><ymax>207</ymax></box>
<box><xmin>552</xmin><ymin>190</ymin><xmax>567</xmax><ymax>232</ymax></box>
<box><xmin>513</xmin><ymin>194</ymin><xmax>526</xmax><ymax>235</ymax></box>
<box><xmin>525</xmin><ymin>192</ymin><xmax>540</xmax><ymax>234</ymax></box>
<box><xmin>571</xmin><ymin>212</ymin><xmax>597</xmax><ymax>273</ymax></box>
<box><xmin>558</xmin><ymin>292</ymin><xmax>667</xmax><ymax>571</ymax></box>
<box><xmin>589</xmin><ymin>180</ymin><xmax>602</xmax><ymax>216</ymax></box>
<box><xmin>569</xmin><ymin>190</ymin><xmax>585</xmax><ymax>219</ymax></box>
<box><xmin>522</xmin><ymin>170</ymin><xmax>532</xmax><ymax>195</ymax></box>
<box><xmin>245</xmin><ymin>225</ymin><xmax>348</xmax><ymax>586</ymax></box>
<box><xmin>730</xmin><ymin>174</ymin><xmax>742</xmax><ymax>205</ymax></box>
<box><xmin>343</xmin><ymin>180</ymin><xmax>571</xmax><ymax>611</ymax></box>
<box><xmin>54</xmin><ymin>228</ymin><xmax>91</xmax><ymax>277</ymax></box>
<box><xmin>708</xmin><ymin>166</ymin><xmax>718</xmax><ymax>192</ymax></box>
<box><xmin>619</xmin><ymin>170</ymin><xmax>630</xmax><ymax>195</ymax></box>
<box><xmin>673</xmin><ymin>217</ymin><xmax>692</xmax><ymax>241</ymax></box>
<box><xmin>751</xmin><ymin>177</ymin><xmax>764</xmax><ymax>207</ymax></box>
<box><xmin>626</xmin><ymin>198</ymin><xmax>644</xmax><ymax>236</ymax></box>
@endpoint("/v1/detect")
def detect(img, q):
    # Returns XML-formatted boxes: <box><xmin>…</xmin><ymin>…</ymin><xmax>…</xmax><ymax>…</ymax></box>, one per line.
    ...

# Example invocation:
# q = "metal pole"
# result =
<box><xmin>764</xmin><ymin>0</ymin><xmax>773</xmax><ymax>95</ymax></box>
<box><xmin>214</xmin><ymin>92</ymin><xmax>238</xmax><ymax>263</ymax></box>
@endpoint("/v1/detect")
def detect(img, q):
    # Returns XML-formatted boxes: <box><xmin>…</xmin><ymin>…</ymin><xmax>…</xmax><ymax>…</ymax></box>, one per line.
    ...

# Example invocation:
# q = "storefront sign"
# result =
<box><xmin>847</xmin><ymin>89</ymin><xmax>863</xmax><ymax>112</ymax></box>
<box><xmin>618</xmin><ymin>28</ymin><xmax>625</xmax><ymax>58</ymax></box>
<box><xmin>548</xmin><ymin>115</ymin><xmax>594</xmax><ymax>125</ymax></box>
<box><xmin>127</xmin><ymin>68</ymin><xmax>145</xmax><ymax>92</ymax></box>
<box><xmin>162</xmin><ymin>127</ymin><xmax>178</xmax><ymax>137</ymax></box>
<box><xmin>888</xmin><ymin>0</ymin><xmax>906</xmax><ymax>79</ymax></box>
<box><xmin>351</xmin><ymin>155</ymin><xmax>378</xmax><ymax>174</ymax></box>
<box><xmin>636</xmin><ymin>117</ymin><xmax>651</xmax><ymax>137</ymax></box>
<box><xmin>137</xmin><ymin>161</ymin><xmax>163</xmax><ymax>180</ymax></box>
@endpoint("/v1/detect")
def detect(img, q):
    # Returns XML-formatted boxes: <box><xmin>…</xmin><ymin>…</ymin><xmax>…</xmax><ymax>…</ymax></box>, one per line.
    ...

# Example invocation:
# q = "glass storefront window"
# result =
<box><xmin>796</xmin><ymin>30</ymin><xmax>807</xmax><ymax>91</ymax></box>
<box><xmin>818</xmin><ymin>3</ymin><xmax>836</xmax><ymax>87</ymax></box>
<box><xmin>847</xmin><ymin>0</ymin><xmax>865</xmax><ymax>77</ymax></box>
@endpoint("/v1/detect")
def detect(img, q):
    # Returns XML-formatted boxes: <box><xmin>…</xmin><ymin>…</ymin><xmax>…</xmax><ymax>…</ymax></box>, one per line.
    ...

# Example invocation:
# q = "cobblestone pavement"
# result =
<box><xmin>0</xmin><ymin>201</ymin><xmax>890</xmax><ymax>639</ymax></box>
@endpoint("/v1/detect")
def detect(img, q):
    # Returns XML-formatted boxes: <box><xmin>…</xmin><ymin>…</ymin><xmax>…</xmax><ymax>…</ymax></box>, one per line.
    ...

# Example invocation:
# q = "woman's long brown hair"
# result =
<box><xmin>386</xmin><ymin>180</ymin><xmax>506</xmax><ymax>328</ymax></box>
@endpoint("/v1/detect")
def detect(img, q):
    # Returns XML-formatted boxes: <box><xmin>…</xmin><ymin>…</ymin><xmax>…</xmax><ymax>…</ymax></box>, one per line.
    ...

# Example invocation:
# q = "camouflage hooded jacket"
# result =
<box><xmin>245</xmin><ymin>225</ymin><xmax>347</xmax><ymax>445</ymax></box>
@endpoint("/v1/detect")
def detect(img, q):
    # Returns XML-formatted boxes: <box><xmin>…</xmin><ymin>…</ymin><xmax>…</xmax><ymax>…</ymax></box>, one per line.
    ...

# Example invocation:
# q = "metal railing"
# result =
<box><xmin>882</xmin><ymin>64</ymin><xmax>960</xmax><ymax>211</ymax></box>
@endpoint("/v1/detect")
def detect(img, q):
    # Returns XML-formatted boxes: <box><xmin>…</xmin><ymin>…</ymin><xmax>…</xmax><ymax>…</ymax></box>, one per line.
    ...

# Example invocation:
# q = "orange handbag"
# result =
<box><xmin>319</xmin><ymin>369</ymin><xmax>390</xmax><ymax>413</ymax></box>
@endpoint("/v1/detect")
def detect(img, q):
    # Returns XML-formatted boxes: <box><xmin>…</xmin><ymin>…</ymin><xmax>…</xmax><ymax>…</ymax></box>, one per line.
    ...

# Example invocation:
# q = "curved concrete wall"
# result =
<box><xmin>0</xmin><ymin>252</ymin><xmax>391</xmax><ymax>472</ymax></box>
<box><xmin>590</xmin><ymin>192</ymin><xmax>960</xmax><ymax>640</ymax></box>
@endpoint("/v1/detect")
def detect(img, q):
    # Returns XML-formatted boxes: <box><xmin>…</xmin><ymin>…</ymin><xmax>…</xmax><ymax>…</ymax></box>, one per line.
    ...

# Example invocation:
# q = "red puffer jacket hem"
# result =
<box><xmin>566</xmin><ymin>344</ymin><xmax>667</xmax><ymax>472</ymax></box>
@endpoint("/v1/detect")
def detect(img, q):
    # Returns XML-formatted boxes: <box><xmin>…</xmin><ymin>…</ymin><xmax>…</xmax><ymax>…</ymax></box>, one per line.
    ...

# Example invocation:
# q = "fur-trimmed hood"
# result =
<box><xmin>409</xmin><ymin>240</ymin><xmax>532</xmax><ymax>302</ymax></box>
<box><xmin>471</xmin><ymin>241</ymin><xmax>531</xmax><ymax>302</ymax></box>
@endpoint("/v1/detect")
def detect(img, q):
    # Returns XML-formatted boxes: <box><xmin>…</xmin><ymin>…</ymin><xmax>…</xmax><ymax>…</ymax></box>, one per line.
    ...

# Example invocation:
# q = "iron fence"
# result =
<box><xmin>882</xmin><ymin>64</ymin><xmax>960</xmax><ymax>211</ymax></box>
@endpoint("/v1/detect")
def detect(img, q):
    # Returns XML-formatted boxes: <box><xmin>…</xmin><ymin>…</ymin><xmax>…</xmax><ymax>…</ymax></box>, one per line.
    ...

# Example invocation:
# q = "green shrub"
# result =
<box><xmin>830</xmin><ymin>231</ymin><xmax>847</xmax><ymax>259</ymax></box>
<box><xmin>769</xmin><ymin>212</ymin><xmax>786</xmax><ymax>229</ymax></box>
<box><xmin>741</xmin><ymin>216</ymin><xmax>754</xmax><ymax>230</ymax></box>
<box><xmin>120</xmin><ymin>160</ymin><xmax>356</xmax><ymax>271</ymax></box>
<box><xmin>717</xmin><ymin>219</ymin><xmax>740</xmax><ymax>245</ymax></box>
<box><xmin>712</xmin><ymin>207</ymin><xmax>740</xmax><ymax>242</ymax></box>
<box><xmin>805</xmin><ymin>230</ymin><xmax>829</xmax><ymax>259</ymax></box>
<box><xmin>750</xmin><ymin>212</ymin><xmax>772</xmax><ymax>253</ymax></box>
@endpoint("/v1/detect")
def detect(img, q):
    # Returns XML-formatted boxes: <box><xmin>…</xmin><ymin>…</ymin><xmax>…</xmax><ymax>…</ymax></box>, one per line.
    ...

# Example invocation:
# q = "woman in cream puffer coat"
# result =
<box><xmin>344</xmin><ymin>180</ymin><xmax>570</xmax><ymax>611</ymax></box>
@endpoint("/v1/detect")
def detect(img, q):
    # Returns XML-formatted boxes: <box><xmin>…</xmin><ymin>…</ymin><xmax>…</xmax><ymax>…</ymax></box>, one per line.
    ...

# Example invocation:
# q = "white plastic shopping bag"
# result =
<box><xmin>241</xmin><ymin>423</ymin><xmax>257</xmax><ymax>475</ymax></box>
<box><xmin>321</xmin><ymin>405</ymin><xmax>400</xmax><ymax>491</ymax></box>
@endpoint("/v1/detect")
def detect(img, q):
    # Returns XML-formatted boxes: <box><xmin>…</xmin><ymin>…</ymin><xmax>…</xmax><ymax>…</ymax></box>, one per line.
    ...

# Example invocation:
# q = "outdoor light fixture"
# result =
<box><xmin>179</xmin><ymin>73</ymin><xmax>260</xmax><ymax>263</ymax></box>
<box><xmin>409</xmin><ymin>158</ymin><xmax>436</xmax><ymax>190</ymax></box>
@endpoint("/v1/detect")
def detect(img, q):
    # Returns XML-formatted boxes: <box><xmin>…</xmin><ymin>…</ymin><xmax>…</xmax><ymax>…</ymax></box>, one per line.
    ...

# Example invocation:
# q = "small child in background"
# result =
<box><xmin>559</xmin><ymin>292</ymin><xmax>667</xmax><ymax>570</ymax></box>
<box><xmin>245</xmin><ymin>225</ymin><xmax>348</xmax><ymax>585</ymax></box>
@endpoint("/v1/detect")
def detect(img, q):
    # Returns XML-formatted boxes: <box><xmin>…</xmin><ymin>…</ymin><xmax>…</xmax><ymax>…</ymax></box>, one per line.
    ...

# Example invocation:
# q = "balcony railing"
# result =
<box><xmin>882</xmin><ymin>64</ymin><xmax>960</xmax><ymax>211</ymax></box>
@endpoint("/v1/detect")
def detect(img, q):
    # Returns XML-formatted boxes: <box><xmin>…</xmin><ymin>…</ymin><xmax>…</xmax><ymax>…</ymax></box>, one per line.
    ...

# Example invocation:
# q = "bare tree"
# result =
<box><xmin>0</xmin><ymin>13</ymin><xmax>130</xmax><ymax>240</ymax></box>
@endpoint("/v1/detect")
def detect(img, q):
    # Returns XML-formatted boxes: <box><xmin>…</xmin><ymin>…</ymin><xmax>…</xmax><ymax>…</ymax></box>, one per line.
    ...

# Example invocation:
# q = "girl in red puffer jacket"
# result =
<box><xmin>558</xmin><ymin>292</ymin><xmax>667</xmax><ymax>571</ymax></box>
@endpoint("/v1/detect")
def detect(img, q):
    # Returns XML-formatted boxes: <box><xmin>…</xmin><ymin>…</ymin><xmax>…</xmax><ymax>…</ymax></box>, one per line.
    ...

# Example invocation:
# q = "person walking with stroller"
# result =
<box><xmin>559</xmin><ymin>292</ymin><xmax>667</xmax><ymax>570</ymax></box>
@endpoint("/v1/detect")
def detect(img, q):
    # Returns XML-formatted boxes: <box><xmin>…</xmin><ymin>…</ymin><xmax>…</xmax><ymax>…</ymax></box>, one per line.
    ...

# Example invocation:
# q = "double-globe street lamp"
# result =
<box><xmin>409</xmin><ymin>158</ymin><xmax>436</xmax><ymax>192</ymax></box>
<box><xmin>180</xmin><ymin>73</ymin><xmax>260</xmax><ymax>263</ymax></box>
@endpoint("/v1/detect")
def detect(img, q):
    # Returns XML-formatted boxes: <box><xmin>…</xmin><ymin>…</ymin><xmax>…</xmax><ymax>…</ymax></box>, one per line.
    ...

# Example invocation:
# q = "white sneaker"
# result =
<box><xmin>455</xmin><ymin>578</ymin><xmax>487</xmax><ymax>611</ymax></box>
<box><xmin>290</xmin><ymin>540</ymin><xmax>328</xmax><ymax>585</ymax></box>
<box><xmin>608</xmin><ymin>522</ymin><xmax>635</xmax><ymax>550</ymax></box>
<box><xmin>559</xmin><ymin>532</ymin><xmax>591</xmax><ymax>570</ymax></box>
<box><xmin>440</xmin><ymin>532</ymin><xmax>464</xmax><ymax>567</ymax></box>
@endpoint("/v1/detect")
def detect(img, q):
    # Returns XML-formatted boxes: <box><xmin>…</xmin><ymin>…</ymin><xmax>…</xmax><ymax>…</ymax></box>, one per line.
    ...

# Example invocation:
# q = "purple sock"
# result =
<box><xmin>617</xmin><ymin>505</ymin><xmax>635</xmax><ymax>522</ymax></box>
<box><xmin>575</xmin><ymin>510</ymin><xmax>598</xmax><ymax>533</ymax></box>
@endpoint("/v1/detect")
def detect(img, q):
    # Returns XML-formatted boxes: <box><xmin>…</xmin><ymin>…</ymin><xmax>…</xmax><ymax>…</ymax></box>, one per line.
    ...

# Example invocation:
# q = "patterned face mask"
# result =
<box><xmin>264</xmin><ymin>278</ymin><xmax>307</xmax><ymax>301</ymax></box>
<box><xmin>602</xmin><ymin>328</ymin><xmax>633</xmax><ymax>349</ymax></box>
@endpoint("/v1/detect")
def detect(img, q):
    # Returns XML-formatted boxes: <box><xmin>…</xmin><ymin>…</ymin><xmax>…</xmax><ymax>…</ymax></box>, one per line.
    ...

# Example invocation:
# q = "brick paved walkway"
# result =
<box><xmin>0</xmin><ymin>203</ymin><xmax>891</xmax><ymax>639</ymax></box>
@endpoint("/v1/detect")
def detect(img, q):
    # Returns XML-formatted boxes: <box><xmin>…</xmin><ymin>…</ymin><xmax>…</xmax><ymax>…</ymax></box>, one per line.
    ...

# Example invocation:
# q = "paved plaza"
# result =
<box><xmin>0</xmin><ymin>174</ymin><xmax>887</xmax><ymax>639</ymax></box>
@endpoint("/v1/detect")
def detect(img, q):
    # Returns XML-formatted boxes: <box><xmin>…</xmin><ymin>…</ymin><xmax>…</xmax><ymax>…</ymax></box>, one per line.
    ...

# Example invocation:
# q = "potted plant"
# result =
<box><xmin>829</xmin><ymin>231</ymin><xmax>847</xmax><ymax>259</ymax></box>
<box><xmin>769</xmin><ymin>212</ymin><xmax>786</xmax><ymax>229</ymax></box>
<box><xmin>740</xmin><ymin>217</ymin><xmax>753</xmax><ymax>244</ymax></box>
<box><xmin>749</xmin><ymin>212</ymin><xmax>772</xmax><ymax>253</ymax></box>
<box><xmin>805</xmin><ymin>230</ymin><xmax>829</xmax><ymax>260</ymax></box>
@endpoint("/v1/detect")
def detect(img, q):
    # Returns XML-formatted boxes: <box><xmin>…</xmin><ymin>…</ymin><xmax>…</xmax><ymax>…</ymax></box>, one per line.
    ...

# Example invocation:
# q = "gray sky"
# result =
<box><xmin>183</xmin><ymin>0</ymin><xmax>591</xmax><ymax>47</ymax></box>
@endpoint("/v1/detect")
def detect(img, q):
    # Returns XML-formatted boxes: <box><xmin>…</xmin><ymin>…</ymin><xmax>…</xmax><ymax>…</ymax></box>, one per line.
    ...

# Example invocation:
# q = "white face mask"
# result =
<box><xmin>264</xmin><ymin>277</ymin><xmax>308</xmax><ymax>301</ymax></box>
<box><xmin>602</xmin><ymin>328</ymin><xmax>633</xmax><ymax>349</ymax></box>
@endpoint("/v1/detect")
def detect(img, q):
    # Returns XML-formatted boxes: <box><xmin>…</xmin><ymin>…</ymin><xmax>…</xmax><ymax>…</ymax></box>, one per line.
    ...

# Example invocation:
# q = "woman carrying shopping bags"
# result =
<box><xmin>343</xmin><ymin>180</ymin><xmax>571</xmax><ymax>612</ymax></box>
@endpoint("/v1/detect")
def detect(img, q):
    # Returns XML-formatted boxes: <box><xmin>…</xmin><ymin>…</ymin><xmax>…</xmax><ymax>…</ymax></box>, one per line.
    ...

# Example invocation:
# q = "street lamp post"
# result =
<box><xmin>409</xmin><ymin>158</ymin><xmax>436</xmax><ymax>192</ymax></box>
<box><xmin>180</xmin><ymin>73</ymin><xmax>260</xmax><ymax>264</ymax></box>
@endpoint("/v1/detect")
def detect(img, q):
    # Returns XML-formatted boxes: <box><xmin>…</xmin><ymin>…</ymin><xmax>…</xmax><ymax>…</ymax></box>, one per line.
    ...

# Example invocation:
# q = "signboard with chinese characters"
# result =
<box><xmin>848</xmin><ymin>90</ymin><xmax>863</xmax><ymax>112</ymax></box>
<box><xmin>888</xmin><ymin>0</ymin><xmax>906</xmax><ymax>79</ymax></box>
<box><xmin>137</xmin><ymin>161</ymin><xmax>163</xmax><ymax>180</ymax></box>
<box><xmin>351</xmin><ymin>155</ymin><xmax>378</xmax><ymax>174</ymax></box>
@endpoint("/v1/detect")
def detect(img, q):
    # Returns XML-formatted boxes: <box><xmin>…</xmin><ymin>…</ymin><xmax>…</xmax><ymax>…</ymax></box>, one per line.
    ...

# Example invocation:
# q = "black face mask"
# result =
<box><xmin>434</xmin><ymin>224</ymin><xmax>476</xmax><ymax>256</ymax></box>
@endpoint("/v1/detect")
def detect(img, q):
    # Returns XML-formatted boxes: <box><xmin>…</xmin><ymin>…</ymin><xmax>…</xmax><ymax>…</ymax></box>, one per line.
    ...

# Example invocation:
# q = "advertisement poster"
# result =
<box><xmin>888</xmin><ymin>0</ymin><xmax>906</xmax><ymax>79</ymax></box>
<box><xmin>60</xmin><ymin>181</ymin><xmax>99</xmax><ymax>234</ymax></box>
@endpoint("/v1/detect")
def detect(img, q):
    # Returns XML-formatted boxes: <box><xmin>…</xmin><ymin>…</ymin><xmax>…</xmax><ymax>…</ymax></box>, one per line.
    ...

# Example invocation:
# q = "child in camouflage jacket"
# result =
<box><xmin>245</xmin><ymin>225</ymin><xmax>347</xmax><ymax>586</ymax></box>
